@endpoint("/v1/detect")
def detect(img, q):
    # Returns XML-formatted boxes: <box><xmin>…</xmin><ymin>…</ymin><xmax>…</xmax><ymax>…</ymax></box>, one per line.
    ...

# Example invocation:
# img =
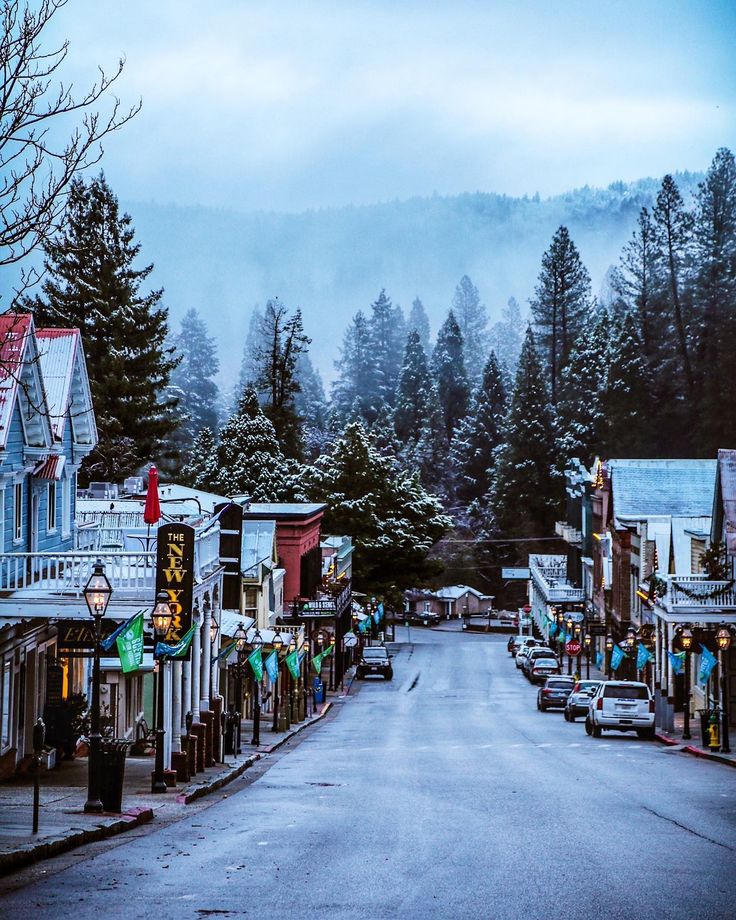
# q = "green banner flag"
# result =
<box><xmin>312</xmin><ymin>651</ymin><xmax>324</xmax><ymax>674</ymax></box>
<box><xmin>155</xmin><ymin>624</ymin><xmax>196</xmax><ymax>659</ymax></box>
<box><xmin>213</xmin><ymin>640</ymin><xmax>236</xmax><ymax>664</ymax></box>
<box><xmin>285</xmin><ymin>648</ymin><xmax>300</xmax><ymax>679</ymax></box>
<box><xmin>117</xmin><ymin>612</ymin><xmax>144</xmax><ymax>673</ymax></box>
<box><xmin>248</xmin><ymin>646</ymin><xmax>263</xmax><ymax>681</ymax></box>
<box><xmin>322</xmin><ymin>642</ymin><xmax>335</xmax><ymax>657</ymax></box>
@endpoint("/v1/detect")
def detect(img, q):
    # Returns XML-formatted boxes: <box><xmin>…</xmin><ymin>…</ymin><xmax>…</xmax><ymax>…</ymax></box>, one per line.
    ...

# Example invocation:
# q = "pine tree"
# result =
<box><xmin>169</xmin><ymin>308</ymin><xmax>220</xmax><ymax>442</ymax></box>
<box><xmin>253</xmin><ymin>299</ymin><xmax>310</xmax><ymax>460</ymax></box>
<box><xmin>452</xmin><ymin>351</ymin><xmax>508</xmax><ymax>504</ymax></box>
<box><xmin>489</xmin><ymin>297</ymin><xmax>523</xmax><ymax>376</ymax></box>
<box><xmin>302</xmin><ymin>421</ymin><xmax>451</xmax><ymax>591</ymax></box>
<box><xmin>369</xmin><ymin>289</ymin><xmax>406</xmax><ymax>408</ymax></box>
<box><xmin>408</xmin><ymin>297</ymin><xmax>431</xmax><ymax>354</ymax></box>
<box><xmin>530</xmin><ymin>226</ymin><xmax>592</xmax><ymax>403</ymax></box>
<box><xmin>490</xmin><ymin>328</ymin><xmax>559</xmax><ymax>538</ymax></box>
<box><xmin>692</xmin><ymin>148</ymin><xmax>736</xmax><ymax>452</ymax></box>
<box><xmin>235</xmin><ymin>305</ymin><xmax>264</xmax><ymax>406</ymax></box>
<box><xmin>211</xmin><ymin>388</ymin><xmax>294</xmax><ymax>501</ymax></box>
<box><xmin>431</xmin><ymin>311</ymin><xmax>470</xmax><ymax>439</ymax></box>
<box><xmin>610</xmin><ymin>208</ymin><xmax>659</xmax><ymax>361</ymax></box>
<box><xmin>555</xmin><ymin>312</ymin><xmax>610</xmax><ymax>468</ymax></box>
<box><xmin>332</xmin><ymin>310</ymin><xmax>382</xmax><ymax>424</ymax></box>
<box><xmin>652</xmin><ymin>174</ymin><xmax>694</xmax><ymax>396</ymax></box>
<box><xmin>295</xmin><ymin>352</ymin><xmax>330</xmax><ymax>460</ymax></box>
<box><xmin>451</xmin><ymin>275</ymin><xmax>489</xmax><ymax>382</ymax></box>
<box><xmin>602</xmin><ymin>314</ymin><xmax>653</xmax><ymax>457</ymax></box>
<box><xmin>29</xmin><ymin>173</ymin><xmax>178</xmax><ymax>482</ymax></box>
<box><xmin>185</xmin><ymin>426</ymin><xmax>218</xmax><ymax>491</ymax></box>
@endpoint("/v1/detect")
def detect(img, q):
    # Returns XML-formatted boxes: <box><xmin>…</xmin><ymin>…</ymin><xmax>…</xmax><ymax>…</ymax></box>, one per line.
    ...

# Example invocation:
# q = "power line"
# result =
<box><xmin>437</xmin><ymin>536</ymin><xmax>561</xmax><ymax>544</ymax></box>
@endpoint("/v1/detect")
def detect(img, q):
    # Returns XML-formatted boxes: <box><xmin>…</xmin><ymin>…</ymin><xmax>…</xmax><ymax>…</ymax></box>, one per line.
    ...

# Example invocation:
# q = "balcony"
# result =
<box><xmin>654</xmin><ymin>574</ymin><xmax>736</xmax><ymax>623</ymax></box>
<box><xmin>554</xmin><ymin>521</ymin><xmax>582</xmax><ymax>546</ymax></box>
<box><xmin>529</xmin><ymin>554</ymin><xmax>584</xmax><ymax>604</ymax></box>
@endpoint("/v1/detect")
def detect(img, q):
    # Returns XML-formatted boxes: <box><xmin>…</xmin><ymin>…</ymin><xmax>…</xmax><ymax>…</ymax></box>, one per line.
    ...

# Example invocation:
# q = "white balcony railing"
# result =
<box><xmin>656</xmin><ymin>574</ymin><xmax>736</xmax><ymax>613</ymax></box>
<box><xmin>530</xmin><ymin>554</ymin><xmax>584</xmax><ymax>604</ymax></box>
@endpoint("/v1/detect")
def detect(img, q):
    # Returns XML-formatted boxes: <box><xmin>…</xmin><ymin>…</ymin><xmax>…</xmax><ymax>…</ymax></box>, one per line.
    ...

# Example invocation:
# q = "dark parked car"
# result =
<box><xmin>356</xmin><ymin>646</ymin><xmax>394</xmax><ymax>680</ymax></box>
<box><xmin>537</xmin><ymin>677</ymin><xmax>575</xmax><ymax>710</ymax></box>
<box><xmin>563</xmin><ymin>680</ymin><xmax>602</xmax><ymax>721</ymax></box>
<box><xmin>529</xmin><ymin>657</ymin><xmax>562</xmax><ymax>684</ymax></box>
<box><xmin>521</xmin><ymin>647</ymin><xmax>558</xmax><ymax>678</ymax></box>
<box><xmin>406</xmin><ymin>609</ymin><xmax>441</xmax><ymax>627</ymax></box>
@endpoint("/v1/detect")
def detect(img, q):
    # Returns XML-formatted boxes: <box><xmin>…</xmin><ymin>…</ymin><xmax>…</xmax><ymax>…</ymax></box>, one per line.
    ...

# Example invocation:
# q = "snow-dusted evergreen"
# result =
<box><xmin>489</xmin><ymin>297</ymin><xmax>523</xmax><ymax>377</ymax></box>
<box><xmin>185</xmin><ymin>426</ymin><xmax>219</xmax><ymax>490</ymax></box>
<box><xmin>235</xmin><ymin>305</ymin><xmax>265</xmax><ymax>406</ymax></box>
<box><xmin>170</xmin><ymin>308</ymin><xmax>221</xmax><ymax>442</ymax></box>
<box><xmin>431</xmin><ymin>311</ymin><xmax>470</xmax><ymax>439</ymax></box>
<box><xmin>408</xmin><ymin>297</ymin><xmax>431</xmax><ymax>354</ymax></box>
<box><xmin>451</xmin><ymin>275</ymin><xmax>489</xmax><ymax>383</ymax></box>
<box><xmin>332</xmin><ymin>310</ymin><xmax>381</xmax><ymax>424</ymax></box>
<box><xmin>369</xmin><ymin>289</ymin><xmax>406</xmax><ymax>409</ymax></box>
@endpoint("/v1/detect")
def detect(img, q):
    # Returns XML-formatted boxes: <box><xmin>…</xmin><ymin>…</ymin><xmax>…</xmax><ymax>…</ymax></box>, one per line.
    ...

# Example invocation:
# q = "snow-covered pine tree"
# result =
<box><xmin>489</xmin><ymin>297</ymin><xmax>523</xmax><ymax>377</ymax></box>
<box><xmin>530</xmin><ymin>226</ymin><xmax>592</xmax><ymax>404</ymax></box>
<box><xmin>408</xmin><ymin>297</ymin><xmax>431</xmax><ymax>354</ymax></box>
<box><xmin>489</xmin><ymin>327</ymin><xmax>559</xmax><ymax>538</ymax></box>
<box><xmin>302</xmin><ymin>421</ymin><xmax>451</xmax><ymax>591</ymax></box>
<box><xmin>451</xmin><ymin>275</ymin><xmax>489</xmax><ymax>383</ymax></box>
<box><xmin>332</xmin><ymin>310</ymin><xmax>382</xmax><ymax>424</ymax></box>
<box><xmin>185</xmin><ymin>426</ymin><xmax>218</xmax><ymax>491</ymax></box>
<box><xmin>169</xmin><ymin>308</ymin><xmax>220</xmax><ymax>443</ymax></box>
<box><xmin>29</xmin><ymin>173</ymin><xmax>179</xmax><ymax>482</ymax></box>
<box><xmin>602</xmin><ymin>313</ymin><xmax>653</xmax><ymax>458</ymax></box>
<box><xmin>431</xmin><ymin>311</ymin><xmax>470</xmax><ymax>439</ymax></box>
<box><xmin>369</xmin><ymin>289</ymin><xmax>406</xmax><ymax>408</ymax></box>
<box><xmin>452</xmin><ymin>351</ymin><xmax>508</xmax><ymax>504</ymax></box>
<box><xmin>235</xmin><ymin>305</ymin><xmax>264</xmax><ymax>407</ymax></box>
<box><xmin>692</xmin><ymin>148</ymin><xmax>736</xmax><ymax>452</ymax></box>
<box><xmin>295</xmin><ymin>352</ymin><xmax>330</xmax><ymax>460</ymax></box>
<box><xmin>211</xmin><ymin>388</ymin><xmax>293</xmax><ymax>501</ymax></box>
<box><xmin>555</xmin><ymin>312</ymin><xmax>610</xmax><ymax>469</ymax></box>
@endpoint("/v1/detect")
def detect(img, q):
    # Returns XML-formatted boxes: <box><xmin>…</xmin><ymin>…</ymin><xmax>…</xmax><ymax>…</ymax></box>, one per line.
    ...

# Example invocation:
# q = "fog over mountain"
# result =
<box><xmin>123</xmin><ymin>171</ymin><xmax>700</xmax><ymax>387</ymax></box>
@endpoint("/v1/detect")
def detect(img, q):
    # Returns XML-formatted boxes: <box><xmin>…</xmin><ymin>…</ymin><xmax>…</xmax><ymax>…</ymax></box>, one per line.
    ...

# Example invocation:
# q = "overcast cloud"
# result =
<box><xmin>51</xmin><ymin>0</ymin><xmax>736</xmax><ymax>211</ymax></box>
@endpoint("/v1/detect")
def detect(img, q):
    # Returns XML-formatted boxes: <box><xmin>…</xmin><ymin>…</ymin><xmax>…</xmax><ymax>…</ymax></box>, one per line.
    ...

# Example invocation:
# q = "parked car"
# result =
<box><xmin>406</xmin><ymin>610</ymin><xmax>441</xmax><ymax>627</ymax></box>
<box><xmin>529</xmin><ymin>657</ymin><xmax>562</xmax><ymax>684</ymax></box>
<box><xmin>516</xmin><ymin>642</ymin><xmax>549</xmax><ymax>670</ymax></box>
<box><xmin>537</xmin><ymin>676</ymin><xmax>575</xmax><ymax>710</ymax></box>
<box><xmin>510</xmin><ymin>636</ymin><xmax>544</xmax><ymax>657</ymax></box>
<box><xmin>563</xmin><ymin>680</ymin><xmax>602</xmax><ymax>721</ymax></box>
<box><xmin>356</xmin><ymin>646</ymin><xmax>394</xmax><ymax>680</ymax></box>
<box><xmin>585</xmin><ymin>681</ymin><xmax>655</xmax><ymax>738</ymax></box>
<box><xmin>521</xmin><ymin>647</ymin><xmax>558</xmax><ymax>678</ymax></box>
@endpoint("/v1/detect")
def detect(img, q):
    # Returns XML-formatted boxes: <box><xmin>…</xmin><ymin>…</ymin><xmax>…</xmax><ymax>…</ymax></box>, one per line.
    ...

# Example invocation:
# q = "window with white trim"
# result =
<box><xmin>47</xmin><ymin>481</ymin><xmax>57</xmax><ymax>532</ymax></box>
<box><xmin>14</xmin><ymin>481</ymin><xmax>23</xmax><ymax>543</ymax></box>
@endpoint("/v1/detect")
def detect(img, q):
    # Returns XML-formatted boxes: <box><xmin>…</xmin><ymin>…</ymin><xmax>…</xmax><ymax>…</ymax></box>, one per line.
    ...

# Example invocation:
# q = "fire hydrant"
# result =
<box><xmin>708</xmin><ymin>712</ymin><xmax>720</xmax><ymax>751</ymax></box>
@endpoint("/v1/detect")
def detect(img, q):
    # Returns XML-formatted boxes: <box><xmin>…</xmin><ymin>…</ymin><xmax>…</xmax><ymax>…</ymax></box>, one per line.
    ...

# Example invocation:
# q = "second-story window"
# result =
<box><xmin>61</xmin><ymin>475</ymin><xmax>71</xmax><ymax>536</ymax></box>
<box><xmin>47</xmin><ymin>481</ymin><xmax>57</xmax><ymax>532</ymax></box>
<box><xmin>14</xmin><ymin>482</ymin><xmax>23</xmax><ymax>542</ymax></box>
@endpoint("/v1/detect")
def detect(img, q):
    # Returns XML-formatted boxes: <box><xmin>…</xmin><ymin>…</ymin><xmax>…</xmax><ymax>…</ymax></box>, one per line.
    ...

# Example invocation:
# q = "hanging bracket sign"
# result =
<box><xmin>155</xmin><ymin>522</ymin><xmax>195</xmax><ymax>659</ymax></box>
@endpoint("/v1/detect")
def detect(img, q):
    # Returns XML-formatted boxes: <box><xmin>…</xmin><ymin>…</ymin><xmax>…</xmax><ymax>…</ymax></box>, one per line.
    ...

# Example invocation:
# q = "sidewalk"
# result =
<box><xmin>654</xmin><ymin>711</ymin><xmax>736</xmax><ymax>768</ymax></box>
<box><xmin>0</xmin><ymin>699</ymin><xmax>334</xmax><ymax>877</ymax></box>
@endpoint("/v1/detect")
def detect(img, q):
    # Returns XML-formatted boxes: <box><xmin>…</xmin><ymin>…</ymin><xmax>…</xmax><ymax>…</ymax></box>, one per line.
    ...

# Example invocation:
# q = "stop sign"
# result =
<box><xmin>565</xmin><ymin>639</ymin><xmax>582</xmax><ymax>656</ymax></box>
<box><xmin>522</xmin><ymin>605</ymin><xmax>532</xmax><ymax>614</ymax></box>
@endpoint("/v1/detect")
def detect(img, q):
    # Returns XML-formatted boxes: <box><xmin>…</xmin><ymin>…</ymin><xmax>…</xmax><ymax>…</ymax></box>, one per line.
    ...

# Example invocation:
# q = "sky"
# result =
<box><xmin>49</xmin><ymin>0</ymin><xmax>736</xmax><ymax>213</ymax></box>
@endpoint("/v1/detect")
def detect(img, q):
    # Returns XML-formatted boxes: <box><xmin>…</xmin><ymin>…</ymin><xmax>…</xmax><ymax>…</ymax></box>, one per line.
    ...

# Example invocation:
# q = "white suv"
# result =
<box><xmin>585</xmin><ymin>681</ymin><xmax>655</xmax><ymax>739</ymax></box>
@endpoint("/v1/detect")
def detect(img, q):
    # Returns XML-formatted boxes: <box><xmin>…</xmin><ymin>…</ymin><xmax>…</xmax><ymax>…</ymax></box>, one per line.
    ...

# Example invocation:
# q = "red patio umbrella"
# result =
<box><xmin>144</xmin><ymin>466</ymin><xmax>161</xmax><ymax>546</ymax></box>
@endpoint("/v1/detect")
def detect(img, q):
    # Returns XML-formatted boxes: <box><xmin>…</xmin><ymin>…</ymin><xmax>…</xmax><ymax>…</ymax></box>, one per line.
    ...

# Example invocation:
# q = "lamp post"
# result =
<box><xmin>233</xmin><ymin>623</ymin><xmax>247</xmax><ymax>753</ymax></box>
<box><xmin>83</xmin><ymin>560</ymin><xmax>112</xmax><ymax>813</ymax></box>
<box><xmin>251</xmin><ymin>629</ymin><xmax>263</xmax><ymax>746</ymax></box>
<box><xmin>288</xmin><ymin>636</ymin><xmax>298</xmax><ymax>723</ymax></box>
<box><xmin>272</xmin><ymin>629</ymin><xmax>283</xmax><ymax>732</ymax></box>
<box><xmin>679</xmin><ymin>626</ymin><xmax>693</xmax><ymax>741</ymax></box>
<box><xmin>584</xmin><ymin>633</ymin><xmax>592</xmax><ymax>680</ymax></box>
<box><xmin>716</xmin><ymin>625</ymin><xmax>732</xmax><ymax>754</ymax></box>
<box><xmin>605</xmin><ymin>634</ymin><xmax>614</xmax><ymax>680</ymax></box>
<box><xmin>623</xmin><ymin>625</ymin><xmax>637</xmax><ymax>680</ymax></box>
<box><xmin>151</xmin><ymin>591</ymin><xmax>173</xmax><ymax>794</ymax></box>
<box><xmin>566</xmin><ymin>616</ymin><xmax>574</xmax><ymax>675</ymax></box>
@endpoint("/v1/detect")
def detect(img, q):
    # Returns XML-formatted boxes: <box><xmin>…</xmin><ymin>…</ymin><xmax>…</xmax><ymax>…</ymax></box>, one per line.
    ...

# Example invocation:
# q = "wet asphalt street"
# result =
<box><xmin>2</xmin><ymin>626</ymin><xmax>736</xmax><ymax>920</ymax></box>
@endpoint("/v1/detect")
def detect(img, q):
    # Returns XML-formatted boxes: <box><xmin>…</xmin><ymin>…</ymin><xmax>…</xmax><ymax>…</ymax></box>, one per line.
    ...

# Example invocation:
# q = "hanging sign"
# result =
<box><xmin>155</xmin><ymin>522</ymin><xmax>195</xmax><ymax>658</ymax></box>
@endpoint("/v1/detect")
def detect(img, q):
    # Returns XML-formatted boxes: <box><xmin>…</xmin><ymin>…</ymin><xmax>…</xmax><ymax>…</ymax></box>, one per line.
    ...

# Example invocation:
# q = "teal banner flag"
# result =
<box><xmin>610</xmin><ymin>643</ymin><xmax>626</xmax><ymax>672</ymax></box>
<box><xmin>155</xmin><ymin>624</ymin><xmax>196</xmax><ymax>659</ymax></box>
<box><xmin>101</xmin><ymin>609</ymin><xmax>147</xmax><ymax>652</ymax></box>
<box><xmin>285</xmin><ymin>648</ymin><xmax>300</xmax><ymax>679</ymax></box>
<box><xmin>668</xmin><ymin>651</ymin><xmax>685</xmax><ymax>675</ymax></box>
<box><xmin>549</xmin><ymin>623</ymin><xmax>558</xmax><ymax>637</ymax></box>
<box><xmin>636</xmin><ymin>643</ymin><xmax>653</xmax><ymax>671</ymax></box>
<box><xmin>698</xmin><ymin>645</ymin><xmax>717</xmax><ymax>685</ymax></box>
<box><xmin>595</xmin><ymin>650</ymin><xmax>604</xmax><ymax>669</ymax></box>
<box><xmin>265</xmin><ymin>650</ymin><xmax>279</xmax><ymax>683</ymax></box>
<box><xmin>248</xmin><ymin>646</ymin><xmax>263</xmax><ymax>681</ymax></box>
<box><xmin>213</xmin><ymin>640</ymin><xmax>236</xmax><ymax>664</ymax></box>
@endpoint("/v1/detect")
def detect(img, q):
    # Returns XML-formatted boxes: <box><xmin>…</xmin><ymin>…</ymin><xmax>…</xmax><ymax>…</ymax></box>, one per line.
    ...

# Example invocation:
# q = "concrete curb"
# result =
<box><xmin>656</xmin><ymin>731</ymin><xmax>736</xmax><ymax>767</ymax></box>
<box><xmin>655</xmin><ymin>732</ymin><xmax>680</xmax><ymax>747</ymax></box>
<box><xmin>0</xmin><ymin>805</ymin><xmax>153</xmax><ymax>878</ymax></box>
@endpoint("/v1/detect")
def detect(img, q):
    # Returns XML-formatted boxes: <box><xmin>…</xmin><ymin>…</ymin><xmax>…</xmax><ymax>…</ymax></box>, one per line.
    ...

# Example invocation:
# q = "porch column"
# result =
<box><xmin>191</xmin><ymin>612</ymin><xmax>201</xmax><ymax>720</ymax></box>
<box><xmin>200</xmin><ymin>599</ymin><xmax>212</xmax><ymax>710</ymax></box>
<box><xmin>181</xmin><ymin>659</ymin><xmax>192</xmax><ymax>735</ymax></box>
<box><xmin>211</xmin><ymin>599</ymin><xmax>221</xmax><ymax>696</ymax></box>
<box><xmin>171</xmin><ymin>660</ymin><xmax>182</xmax><ymax>753</ymax></box>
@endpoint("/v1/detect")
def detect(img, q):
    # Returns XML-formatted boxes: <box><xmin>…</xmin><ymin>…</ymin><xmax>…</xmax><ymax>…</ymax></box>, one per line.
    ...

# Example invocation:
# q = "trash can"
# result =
<box><xmin>697</xmin><ymin>709</ymin><xmax>714</xmax><ymax>747</ymax></box>
<box><xmin>100</xmin><ymin>740</ymin><xmax>132</xmax><ymax>813</ymax></box>
<box><xmin>313</xmin><ymin>677</ymin><xmax>325</xmax><ymax>705</ymax></box>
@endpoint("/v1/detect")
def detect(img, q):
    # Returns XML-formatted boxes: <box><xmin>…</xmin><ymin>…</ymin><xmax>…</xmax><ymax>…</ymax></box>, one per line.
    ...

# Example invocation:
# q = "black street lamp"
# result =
<box><xmin>623</xmin><ymin>625</ymin><xmax>637</xmax><ymax>680</ymax></box>
<box><xmin>605</xmin><ymin>634</ymin><xmax>614</xmax><ymax>679</ymax></box>
<box><xmin>679</xmin><ymin>626</ymin><xmax>694</xmax><ymax>741</ymax></box>
<box><xmin>566</xmin><ymin>616</ymin><xmax>574</xmax><ymax>675</ymax></box>
<box><xmin>83</xmin><ymin>560</ymin><xmax>112</xmax><ymax>813</ymax></box>
<box><xmin>716</xmin><ymin>625</ymin><xmax>732</xmax><ymax>754</ymax></box>
<box><xmin>233</xmin><ymin>623</ymin><xmax>248</xmax><ymax>753</ymax></box>
<box><xmin>151</xmin><ymin>591</ymin><xmax>173</xmax><ymax>793</ymax></box>
<box><xmin>584</xmin><ymin>633</ymin><xmax>592</xmax><ymax>680</ymax></box>
<box><xmin>288</xmin><ymin>636</ymin><xmax>298</xmax><ymax>723</ymax></box>
<box><xmin>272</xmin><ymin>629</ymin><xmax>284</xmax><ymax>732</ymax></box>
<box><xmin>251</xmin><ymin>629</ymin><xmax>263</xmax><ymax>746</ymax></box>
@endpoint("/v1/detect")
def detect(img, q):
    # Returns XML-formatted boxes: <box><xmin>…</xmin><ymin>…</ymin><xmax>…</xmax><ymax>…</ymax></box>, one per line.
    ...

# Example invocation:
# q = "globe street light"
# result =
<box><xmin>251</xmin><ymin>629</ymin><xmax>263</xmax><ymax>746</ymax></box>
<box><xmin>679</xmin><ymin>626</ymin><xmax>694</xmax><ymax>740</ymax></box>
<box><xmin>151</xmin><ymin>592</ymin><xmax>173</xmax><ymax>793</ymax></box>
<box><xmin>716</xmin><ymin>625</ymin><xmax>732</xmax><ymax>754</ymax></box>
<box><xmin>83</xmin><ymin>560</ymin><xmax>112</xmax><ymax>813</ymax></box>
<box><xmin>605</xmin><ymin>634</ymin><xmax>614</xmax><ymax>679</ymax></box>
<box><xmin>233</xmin><ymin>623</ymin><xmax>247</xmax><ymax>753</ymax></box>
<box><xmin>584</xmin><ymin>633</ymin><xmax>592</xmax><ymax>680</ymax></box>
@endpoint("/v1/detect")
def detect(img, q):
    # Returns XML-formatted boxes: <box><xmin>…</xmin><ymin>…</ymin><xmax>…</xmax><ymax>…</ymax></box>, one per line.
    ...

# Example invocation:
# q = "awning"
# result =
<box><xmin>33</xmin><ymin>454</ymin><xmax>65</xmax><ymax>480</ymax></box>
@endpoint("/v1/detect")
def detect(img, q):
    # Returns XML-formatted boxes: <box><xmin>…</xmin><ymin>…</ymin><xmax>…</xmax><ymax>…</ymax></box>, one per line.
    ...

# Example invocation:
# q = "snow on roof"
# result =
<box><xmin>242</xmin><ymin>519</ymin><xmax>276</xmax><ymax>577</ymax></box>
<box><xmin>433</xmin><ymin>585</ymin><xmax>491</xmax><ymax>600</ymax></box>
<box><xmin>716</xmin><ymin>449</ymin><xmax>736</xmax><ymax>555</ymax></box>
<box><xmin>246</xmin><ymin>502</ymin><xmax>326</xmax><ymax>519</ymax></box>
<box><xmin>36</xmin><ymin>328</ymin><xmax>77</xmax><ymax>441</ymax></box>
<box><xmin>672</xmin><ymin>516</ymin><xmax>712</xmax><ymax>573</ymax></box>
<box><xmin>609</xmin><ymin>459</ymin><xmax>716</xmax><ymax>520</ymax></box>
<box><xmin>156</xmin><ymin>483</ymin><xmax>231</xmax><ymax>515</ymax></box>
<box><xmin>0</xmin><ymin>313</ymin><xmax>34</xmax><ymax>447</ymax></box>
